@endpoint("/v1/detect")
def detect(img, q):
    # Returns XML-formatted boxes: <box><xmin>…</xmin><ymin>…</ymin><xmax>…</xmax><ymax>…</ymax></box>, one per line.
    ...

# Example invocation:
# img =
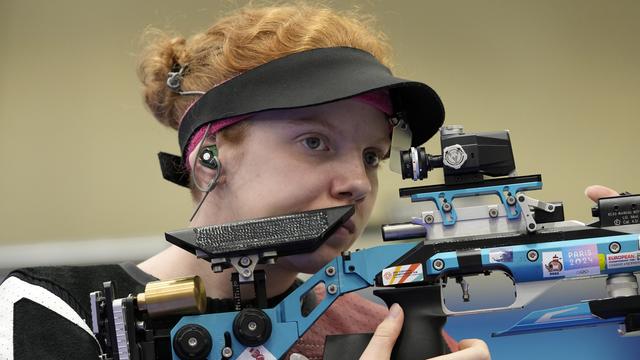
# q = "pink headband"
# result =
<box><xmin>184</xmin><ymin>90</ymin><xmax>393</xmax><ymax>170</ymax></box>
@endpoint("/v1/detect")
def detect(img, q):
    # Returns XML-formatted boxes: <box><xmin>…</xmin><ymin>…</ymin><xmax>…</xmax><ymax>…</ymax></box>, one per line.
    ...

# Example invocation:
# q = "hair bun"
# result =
<box><xmin>138</xmin><ymin>32</ymin><xmax>189</xmax><ymax>130</ymax></box>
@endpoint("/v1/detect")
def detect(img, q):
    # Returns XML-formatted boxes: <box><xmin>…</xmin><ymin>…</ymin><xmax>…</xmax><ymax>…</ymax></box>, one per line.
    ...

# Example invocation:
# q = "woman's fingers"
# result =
<box><xmin>359</xmin><ymin>303</ymin><xmax>404</xmax><ymax>360</ymax></box>
<box><xmin>428</xmin><ymin>339</ymin><xmax>491</xmax><ymax>360</ymax></box>
<box><xmin>584</xmin><ymin>185</ymin><xmax>619</xmax><ymax>203</ymax></box>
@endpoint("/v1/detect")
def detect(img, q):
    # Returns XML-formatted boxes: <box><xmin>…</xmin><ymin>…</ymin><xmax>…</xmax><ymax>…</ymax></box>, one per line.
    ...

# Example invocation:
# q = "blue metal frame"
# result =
<box><xmin>408</xmin><ymin>180</ymin><xmax>543</xmax><ymax>225</ymax></box>
<box><xmin>171</xmin><ymin>242</ymin><xmax>417</xmax><ymax>359</ymax></box>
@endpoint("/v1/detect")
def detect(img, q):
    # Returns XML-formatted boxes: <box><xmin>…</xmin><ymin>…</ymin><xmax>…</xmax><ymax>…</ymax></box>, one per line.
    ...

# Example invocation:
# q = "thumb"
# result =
<box><xmin>359</xmin><ymin>303</ymin><xmax>404</xmax><ymax>360</ymax></box>
<box><xmin>585</xmin><ymin>185</ymin><xmax>619</xmax><ymax>203</ymax></box>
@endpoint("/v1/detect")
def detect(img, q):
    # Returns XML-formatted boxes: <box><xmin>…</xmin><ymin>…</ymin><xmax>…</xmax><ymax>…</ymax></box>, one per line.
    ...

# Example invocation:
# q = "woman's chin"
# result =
<box><xmin>277</xmin><ymin>244</ymin><xmax>344</xmax><ymax>274</ymax></box>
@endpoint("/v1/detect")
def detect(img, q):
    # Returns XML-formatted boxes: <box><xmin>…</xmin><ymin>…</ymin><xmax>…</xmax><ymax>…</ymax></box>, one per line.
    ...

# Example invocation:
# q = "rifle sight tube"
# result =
<box><xmin>381</xmin><ymin>223</ymin><xmax>427</xmax><ymax>241</ymax></box>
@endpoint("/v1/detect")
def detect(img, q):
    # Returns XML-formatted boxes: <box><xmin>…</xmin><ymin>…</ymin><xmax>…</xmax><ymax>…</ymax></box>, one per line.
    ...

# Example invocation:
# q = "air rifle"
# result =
<box><xmin>90</xmin><ymin>125</ymin><xmax>640</xmax><ymax>360</ymax></box>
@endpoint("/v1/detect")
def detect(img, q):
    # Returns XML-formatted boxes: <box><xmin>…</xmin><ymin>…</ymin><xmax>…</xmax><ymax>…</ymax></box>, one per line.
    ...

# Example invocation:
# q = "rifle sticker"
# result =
<box><xmin>237</xmin><ymin>346</ymin><xmax>277</xmax><ymax>360</ymax></box>
<box><xmin>489</xmin><ymin>248</ymin><xmax>513</xmax><ymax>263</ymax></box>
<box><xmin>542</xmin><ymin>251</ymin><xmax>563</xmax><ymax>277</ymax></box>
<box><xmin>598</xmin><ymin>253</ymin><xmax>606</xmax><ymax>271</ymax></box>
<box><xmin>606</xmin><ymin>251</ymin><xmax>640</xmax><ymax>269</ymax></box>
<box><xmin>542</xmin><ymin>244</ymin><xmax>600</xmax><ymax>278</ymax></box>
<box><xmin>382</xmin><ymin>263</ymin><xmax>424</xmax><ymax>286</ymax></box>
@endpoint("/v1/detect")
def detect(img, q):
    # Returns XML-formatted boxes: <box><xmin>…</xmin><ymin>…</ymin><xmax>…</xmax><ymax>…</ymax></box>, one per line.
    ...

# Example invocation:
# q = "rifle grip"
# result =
<box><xmin>373</xmin><ymin>285</ymin><xmax>449</xmax><ymax>359</ymax></box>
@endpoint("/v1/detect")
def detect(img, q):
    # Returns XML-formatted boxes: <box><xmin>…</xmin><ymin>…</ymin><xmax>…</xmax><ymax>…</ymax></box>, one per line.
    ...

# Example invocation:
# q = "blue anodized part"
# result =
<box><xmin>426</xmin><ymin>233</ymin><xmax>640</xmax><ymax>282</ymax></box>
<box><xmin>408</xmin><ymin>180</ymin><xmax>543</xmax><ymax>226</ymax></box>
<box><xmin>170</xmin><ymin>242</ymin><xmax>418</xmax><ymax>359</ymax></box>
<box><xmin>492</xmin><ymin>302</ymin><xmax>624</xmax><ymax>337</ymax></box>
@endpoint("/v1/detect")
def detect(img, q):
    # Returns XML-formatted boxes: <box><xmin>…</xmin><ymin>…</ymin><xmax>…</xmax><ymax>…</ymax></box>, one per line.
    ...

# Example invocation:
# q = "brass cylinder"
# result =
<box><xmin>137</xmin><ymin>276</ymin><xmax>207</xmax><ymax>318</ymax></box>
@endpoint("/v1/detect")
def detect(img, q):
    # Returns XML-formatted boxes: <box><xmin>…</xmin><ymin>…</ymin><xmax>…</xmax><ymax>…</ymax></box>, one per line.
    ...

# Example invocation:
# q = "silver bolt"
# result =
<box><xmin>248</xmin><ymin>321</ymin><xmax>257</xmax><ymax>331</ymax></box>
<box><xmin>241</xmin><ymin>268</ymin><xmax>252</xmax><ymax>278</ymax></box>
<box><xmin>187</xmin><ymin>337</ymin><xmax>198</xmax><ymax>347</ymax></box>
<box><xmin>488</xmin><ymin>208</ymin><xmax>499</xmax><ymax>218</ymax></box>
<box><xmin>547</xmin><ymin>204</ymin><xmax>554</xmax><ymax>211</ymax></box>
<box><xmin>433</xmin><ymin>259</ymin><xmax>445</xmax><ymax>271</ymax></box>
<box><xmin>327</xmin><ymin>284</ymin><xmax>338</xmax><ymax>295</ymax></box>
<box><xmin>506</xmin><ymin>196</ymin><xmax>516</xmax><ymax>206</ymax></box>
<box><xmin>325</xmin><ymin>266</ymin><xmax>336</xmax><ymax>277</ymax></box>
<box><xmin>442</xmin><ymin>202</ymin><xmax>452</xmax><ymax>212</ymax></box>
<box><xmin>136</xmin><ymin>321</ymin><xmax>145</xmax><ymax>331</ymax></box>
<box><xmin>610</xmin><ymin>242</ymin><xmax>621</xmax><ymax>253</ymax></box>
<box><xmin>239</xmin><ymin>256</ymin><xmax>252</xmax><ymax>267</ymax></box>
<box><xmin>518</xmin><ymin>195</ymin><xmax>526</xmax><ymax>203</ymax></box>
<box><xmin>424</xmin><ymin>214</ymin><xmax>435</xmax><ymax>224</ymax></box>
<box><xmin>222</xmin><ymin>347</ymin><xmax>233</xmax><ymax>358</ymax></box>
<box><xmin>527</xmin><ymin>250</ymin><xmax>539</xmax><ymax>262</ymax></box>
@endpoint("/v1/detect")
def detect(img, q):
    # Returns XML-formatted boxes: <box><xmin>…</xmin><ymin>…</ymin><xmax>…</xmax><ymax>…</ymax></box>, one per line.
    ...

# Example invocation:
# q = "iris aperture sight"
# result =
<box><xmin>400</xmin><ymin>125</ymin><xmax>516</xmax><ymax>185</ymax></box>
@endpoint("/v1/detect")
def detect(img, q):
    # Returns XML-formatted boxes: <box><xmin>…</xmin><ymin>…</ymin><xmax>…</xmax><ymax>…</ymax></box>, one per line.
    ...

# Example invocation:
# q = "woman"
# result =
<box><xmin>134</xmin><ymin>4</ymin><xmax>489</xmax><ymax>359</ymax></box>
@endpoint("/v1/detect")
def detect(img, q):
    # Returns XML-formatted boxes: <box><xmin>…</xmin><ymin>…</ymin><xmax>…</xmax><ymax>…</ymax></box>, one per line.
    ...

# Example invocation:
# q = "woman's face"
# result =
<box><xmin>201</xmin><ymin>98</ymin><xmax>391</xmax><ymax>273</ymax></box>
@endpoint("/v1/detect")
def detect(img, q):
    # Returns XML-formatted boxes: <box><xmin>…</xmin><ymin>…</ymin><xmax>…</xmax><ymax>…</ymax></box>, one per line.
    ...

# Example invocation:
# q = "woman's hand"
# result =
<box><xmin>359</xmin><ymin>304</ymin><xmax>490</xmax><ymax>360</ymax></box>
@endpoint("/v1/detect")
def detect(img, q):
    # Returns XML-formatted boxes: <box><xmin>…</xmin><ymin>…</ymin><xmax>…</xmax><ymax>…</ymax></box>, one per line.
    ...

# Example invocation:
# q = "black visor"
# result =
<box><xmin>160</xmin><ymin>47</ymin><xmax>445</xmax><ymax>187</ymax></box>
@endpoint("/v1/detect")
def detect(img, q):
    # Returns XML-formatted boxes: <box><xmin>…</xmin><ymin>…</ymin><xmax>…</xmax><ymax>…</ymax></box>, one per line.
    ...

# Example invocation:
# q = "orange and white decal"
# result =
<box><xmin>382</xmin><ymin>263</ymin><xmax>424</xmax><ymax>286</ymax></box>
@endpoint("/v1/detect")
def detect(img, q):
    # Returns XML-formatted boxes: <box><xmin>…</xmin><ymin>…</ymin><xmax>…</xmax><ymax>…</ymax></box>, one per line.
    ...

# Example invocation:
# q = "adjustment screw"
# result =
<box><xmin>518</xmin><ymin>195</ymin><xmax>526</xmax><ymax>203</ymax></box>
<box><xmin>433</xmin><ymin>259</ymin><xmax>445</xmax><ymax>271</ymax></box>
<box><xmin>506</xmin><ymin>196</ymin><xmax>516</xmax><ymax>206</ymax></box>
<box><xmin>488</xmin><ymin>208</ymin><xmax>499</xmax><ymax>218</ymax></box>
<box><xmin>241</xmin><ymin>268</ymin><xmax>252</xmax><ymax>278</ymax></box>
<box><xmin>610</xmin><ymin>242</ymin><xmax>621</xmax><ymax>253</ymax></box>
<box><xmin>233</xmin><ymin>308</ymin><xmax>272</xmax><ymax>347</ymax></box>
<box><xmin>239</xmin><ymin>257</ymin><xmax>252</xmax><ymax>267</ymax></box>
<box><xmin>527</xmin><ymin>250</ymin><xmax>539</xmax><ymax>262</ymax></box>
<box><xmin>327</xmin><ymin>284</ymin><xmax>338</xmax><ymax>295</ymax></box>
<box><xmin>442</xmin><ymin>202</ymin><xmax>452</xmax><ymax>212</ymax></box>
<box><xmin>325</xmin><ymin>266</ymin><xmax>336</xmax><ymax>277</ymax></box>
<box><xmin>173</xmin><ymin>324</ymin><xmax>212</xmax><ymax>360</ymax></box>
<box><xmin>221</xmin><ymin>347</ymin><xmax>233</xmax><ymax>358</ymax></box>
<box><xmin>528</xmin><ymin>223</ymin><xmax>536</xmax><ymax>230</ymax></box>
<box><xmin>424</xmin><ymin>214</ymin><xmax>435</xmax><ymax>224</ymax></box>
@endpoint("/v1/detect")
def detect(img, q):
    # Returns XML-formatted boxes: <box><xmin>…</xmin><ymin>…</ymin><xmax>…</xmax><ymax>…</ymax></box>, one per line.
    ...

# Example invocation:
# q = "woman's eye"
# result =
<box><xmin>302</xmin><ymin>136</ymin><xmax>328</xmax><ymax>151</ymax></box>
<box><xmin>363</xmin><ymin>151</ymin><xmax>381</xmax><ymax>167</ymax></box>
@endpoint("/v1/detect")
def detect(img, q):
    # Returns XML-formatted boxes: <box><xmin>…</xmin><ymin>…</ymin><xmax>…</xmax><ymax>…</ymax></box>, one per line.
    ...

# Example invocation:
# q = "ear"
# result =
<box><xmin>197</xmin><ymin>144</ymin><xmax>220</xmax><ymax>170</ymax></box>
<box><xmin>188</xmin><ymin>137</ymin><xmax>223</xmax><ymax>190</ymax></box>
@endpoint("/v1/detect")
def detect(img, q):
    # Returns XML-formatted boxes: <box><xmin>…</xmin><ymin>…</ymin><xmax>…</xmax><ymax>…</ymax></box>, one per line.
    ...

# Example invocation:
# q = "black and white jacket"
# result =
<box><xmin>0</xmin><ymin>264</ymin><xmax>154</xmax><ymax>360</ymax></box>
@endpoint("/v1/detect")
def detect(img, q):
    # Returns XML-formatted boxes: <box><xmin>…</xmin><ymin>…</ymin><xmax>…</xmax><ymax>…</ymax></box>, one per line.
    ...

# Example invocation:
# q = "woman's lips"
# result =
<box><xmin>341</xmin><ymin>219</ymin><xmax>356</xmax><ymax>235</ymax></box>
<box><xmin>324</xmin><ymin>218</ymin><xmax>357</xmax><ymax>250</ymax></box>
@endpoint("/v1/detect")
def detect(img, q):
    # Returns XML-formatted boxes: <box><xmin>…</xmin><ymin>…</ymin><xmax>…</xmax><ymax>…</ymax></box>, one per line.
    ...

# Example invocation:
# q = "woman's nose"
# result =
<box><xmin>330</xmin><ymin>156</ymin><xmax>372</xmax><ymax>202</ymax></box>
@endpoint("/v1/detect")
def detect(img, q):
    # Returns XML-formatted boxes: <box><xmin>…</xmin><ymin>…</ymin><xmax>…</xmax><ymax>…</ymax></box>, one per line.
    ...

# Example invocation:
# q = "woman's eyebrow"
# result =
<box><xmin>282</xmin><ymin>116</ymin><xmax>336</xmax><ymax>132</ymax></box>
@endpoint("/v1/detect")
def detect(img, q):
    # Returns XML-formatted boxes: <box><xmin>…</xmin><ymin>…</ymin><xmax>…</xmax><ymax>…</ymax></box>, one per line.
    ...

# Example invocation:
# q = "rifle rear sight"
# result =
<box><xmin>400</xmin><ymin>125</ymin><xmax>515</xmax><ymax>185</ymax></box>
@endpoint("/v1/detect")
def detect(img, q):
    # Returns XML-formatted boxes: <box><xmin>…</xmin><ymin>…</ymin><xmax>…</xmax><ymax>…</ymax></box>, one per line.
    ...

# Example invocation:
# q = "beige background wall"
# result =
<box><xmin>1</xmin><ymin>1</ymin><xmax>638</xmax><ymax>266</ymax></box>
